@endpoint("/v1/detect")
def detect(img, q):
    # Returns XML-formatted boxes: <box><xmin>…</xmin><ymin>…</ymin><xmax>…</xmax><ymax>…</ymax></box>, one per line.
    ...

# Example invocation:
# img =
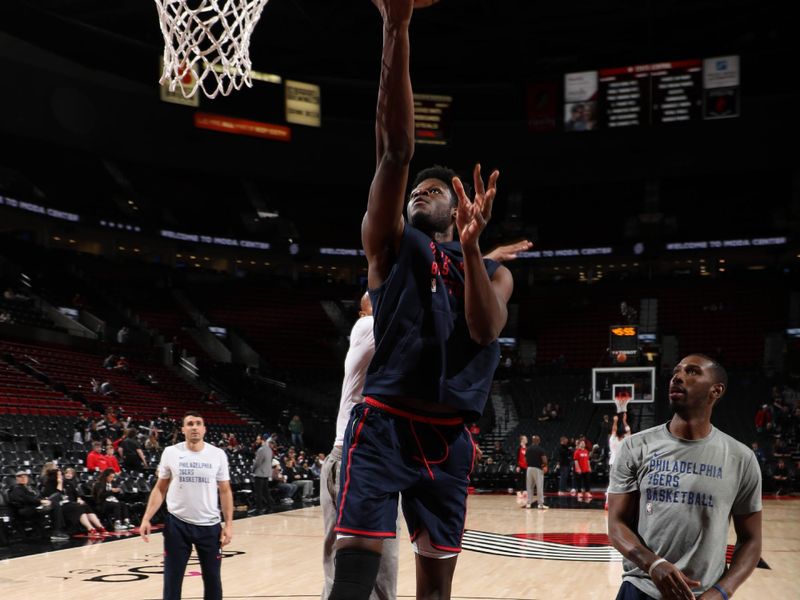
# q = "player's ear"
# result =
<box><xmin>710</xmin><ymin>383</ymin><xmax>725</xmax><ymax>404</ymax></box>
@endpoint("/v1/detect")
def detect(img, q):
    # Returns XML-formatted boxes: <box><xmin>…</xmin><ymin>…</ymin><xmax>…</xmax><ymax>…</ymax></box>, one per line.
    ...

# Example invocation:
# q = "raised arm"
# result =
<box><xmin>454</xmin><ymin>165</ymin><xmax>512</xmax><ymax>345</ymax></box>
<box><xmin>483</xmin><ymin>240</ymin><xmax>533</xmax><ymax>263</ymax></box>
<box><xmin>362</xmin><ymin>0</ymin><xmax>415</xmax><ymax>288</ymax></box>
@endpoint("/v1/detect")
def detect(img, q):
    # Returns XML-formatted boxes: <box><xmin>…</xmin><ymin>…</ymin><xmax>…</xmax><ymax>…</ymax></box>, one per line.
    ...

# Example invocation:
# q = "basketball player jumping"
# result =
<box><xmin>608</xmin><ymin>355</ymin><xmax>762</xmax><ymax>600</ymax></box>
<box><xmin>326</xmin><ymin>1</ymin><xmax>513</xmax><ymax>598</ymax></box>
<box><xmin>323</xmin><ymin>238</ymin><xmax>530</xmax><ymax>600</ymax></box>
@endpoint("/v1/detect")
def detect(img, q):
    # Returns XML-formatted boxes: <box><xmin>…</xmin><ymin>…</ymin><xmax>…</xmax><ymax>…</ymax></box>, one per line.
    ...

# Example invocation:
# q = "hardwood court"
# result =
<box><xmin>0</xmin><ymin>495</ymin><xmax>797</xmax><ymax>600</ymax></box>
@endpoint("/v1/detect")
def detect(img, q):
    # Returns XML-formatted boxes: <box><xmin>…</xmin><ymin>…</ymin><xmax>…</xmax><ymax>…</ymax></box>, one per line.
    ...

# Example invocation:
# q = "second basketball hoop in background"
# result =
<box><xmin>154</xmin><ymin>0</ymin><xmax>270</xmax><ymax>99</ymax></box>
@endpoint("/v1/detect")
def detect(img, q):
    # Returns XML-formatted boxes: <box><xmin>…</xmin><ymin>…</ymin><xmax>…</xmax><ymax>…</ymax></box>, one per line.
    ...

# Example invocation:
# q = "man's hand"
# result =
<box><xmin>454</xmin><ymin>164</ymin><xmax>499</xmax><ymax>251</ymax></box>
<box><xmin>220</xmin><ymin>524</ymin><xmax>233</xmax><ymax>547</ymax></box>
<box><xmin>651</xmin><ymin>559</ymin><xmax>701</xmax><ymax>600</ymax></box>
<box><xmin>139</xmin><ymin>519</ymin><xmax>152</xmax><ymax>542</ymax></box>
<box><xmin>484</xmin><ymin>240</ymin><xmax>533</xmax><ymax>263</ymax></box>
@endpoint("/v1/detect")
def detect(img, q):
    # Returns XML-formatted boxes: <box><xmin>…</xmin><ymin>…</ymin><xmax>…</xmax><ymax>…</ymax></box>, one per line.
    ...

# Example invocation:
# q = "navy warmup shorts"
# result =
<box><xmin>335</xmin><ymin>397</ymin><xmax>476</xmax><ymax>553</ymax></box>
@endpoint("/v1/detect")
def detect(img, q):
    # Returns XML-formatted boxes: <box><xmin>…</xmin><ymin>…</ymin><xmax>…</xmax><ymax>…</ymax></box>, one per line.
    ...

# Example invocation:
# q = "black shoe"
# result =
<box><xmin>50</xmin><ymin>531</ymin><xmax>70</xmax><ymax>541</ymax></box>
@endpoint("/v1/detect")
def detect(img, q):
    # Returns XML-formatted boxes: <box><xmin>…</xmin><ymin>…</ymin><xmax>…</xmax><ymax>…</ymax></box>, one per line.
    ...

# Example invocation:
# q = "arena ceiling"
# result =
<box><xmin>0</xmin><ymin>0</ymin><xmax>787</xmax><ymax>90</ymax></box>
<box><xmin>0</xmin><ymin>1</ymin><xmax>795</xmax><ymax>249</ymax></box>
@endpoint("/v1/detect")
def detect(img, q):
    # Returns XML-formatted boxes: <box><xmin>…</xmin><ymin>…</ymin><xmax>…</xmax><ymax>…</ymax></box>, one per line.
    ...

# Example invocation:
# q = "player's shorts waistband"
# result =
<box><xmin>364</xmin><ymin>397</ymin><xmax>464</xmax><ymax>425</ymax></box>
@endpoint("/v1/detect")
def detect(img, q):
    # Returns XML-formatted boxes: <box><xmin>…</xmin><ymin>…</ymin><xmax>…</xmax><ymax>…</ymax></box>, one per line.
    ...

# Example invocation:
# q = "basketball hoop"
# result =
<box><xmin>155</xmin><ymin>0</ymin><xmax>270</xmax><ymax>99</ymax></box>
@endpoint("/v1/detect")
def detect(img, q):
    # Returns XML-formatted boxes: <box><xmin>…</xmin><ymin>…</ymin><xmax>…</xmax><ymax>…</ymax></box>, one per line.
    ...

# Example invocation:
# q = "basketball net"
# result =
<box><xmin>155</xmin><ymin>0</ymin><xmax>270</xmax><ymax>99</ymax></box>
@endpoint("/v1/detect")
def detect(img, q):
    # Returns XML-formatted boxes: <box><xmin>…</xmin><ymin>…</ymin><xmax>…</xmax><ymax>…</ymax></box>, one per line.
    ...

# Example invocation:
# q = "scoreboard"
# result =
<box><xmin>610</xmin><ymin>325</ymin><xmax>639</xmax><ymax>355</ymax></box>
<box><xmin>598</xmin><ymin>60</ymin><xmax>704</xmax><ymax>127</ymax></box>
<box><xmin>564</xmin><ymin>55</ymin><xmax>738</xmax><ymax>131</ymax></box>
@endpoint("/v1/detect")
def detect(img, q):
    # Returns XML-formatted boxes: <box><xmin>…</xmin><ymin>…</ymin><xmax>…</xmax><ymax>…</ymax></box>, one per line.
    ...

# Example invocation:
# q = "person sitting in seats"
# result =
<box><xmin>42</xmin><ymin>465</ymin><xmax>107</xmax><ymax>536</ymax></box>
<box><xmin>8</xmin><ymin>471</ymin><xmax>69</xmax><ymax>541</ymax></box>
<box><xmin>92</xmin><ymin>468</ymin><xmax>132</xmax><ymax>531</ymax></box>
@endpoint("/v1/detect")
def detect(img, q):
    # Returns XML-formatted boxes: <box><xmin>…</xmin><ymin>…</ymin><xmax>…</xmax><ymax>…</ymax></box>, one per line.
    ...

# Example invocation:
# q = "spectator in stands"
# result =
<box><xmin>284</xmin><ymin>457</ymin><xmax>315</xmax><ymax>501</ymax></box>
<box><xmin>104</xmin><ymin>444</ymin><xmax>122</xmax><ymax>473</ymax></box>
<box><xmin>113</xmin><ymin>356</ymin><xmax>130</xmax><ymax>373</ymax></box>
<box><xmin>0</xmin><ymin>310</ymin><xmax>13</xmax><ymax>324</ymax></box>
<box><xmin>751</xmin><ymin>442</ymin><xmax>767</xmax><ymax>468</ymax></box>
<box><xmin>74</xmin><ymin>412</ymin><xmax>89</xmax><ymax>444</ymax></box>
<box><xmin>772</xmin><ymin>437</ymin><xmax>791</xmax><ymax>459</ymax></box>
<box><xmin>89</xmin><ymin>415</ymin><xmax>107</xmax><ymax>441</ymax></box>
<box><xmin>119</xmin><ymin>428</ymin><xmax>148</xmax><ymax>471</ymax></box>
<box><xmin>573</xmin><ymin>439</ymin><xmax>592</xmax><ymax>501</ymax></box>
<box><xmin>270</xmin><ymin>459</ymin><xmax>297</xmax><ymax>505</ymax></box>
<box><xmin>755</xmin><ymin>404</ymin><xmax>773</xmax><ymax>436</ymax></box>
<box><xmin>285</xmin><ymin>457</ymin><xmax>315</xmax><ymax>502</ymax></box>
<box><xmin>154</xmin><ymin>407</ymin><xmax>174</xmax><ymax>445</ymax></box>
<box><xmin>226</xmin><ymin>432</ymin><xmax>240</xmax><ymax>452</ymax></box>
<box><xmin>90</xmin><ymin>377</ymin><xmax>102</xmax><ymax>394</ymax></box>
<box><xmin>8</xmin><ymin>470</ymin><xmax>69</xmax><ymax>541</ymax></box>
<box><xmin>311</xmin><ymin>453</ymin><xmax>325</xmax><ymax>478</ymax></box>
<box><xmin>116</xmin><ymin>325</ymin><xmax>130</xmax><ymax>345</ymax></box>
<box><xmin>92</xmin><ymin>468</ymin><xmax>132</xmax><ymax>531</ymax></box>
<box><xmin>288</xmin><ymin>414</ymin><xmax>304</xmax><ymax>448</ymax></box>
<box><xmin>771</xmin><ymin>459</ymin><xmax>790</xmax><ymax>495</ymax></box>
<box><xmin>103</xmin><ymin>354</ymin><xmax>118</xmax><ymax>370</ymax></box>
<box><xmin>86</xmin><ymin>440</ymin><xmax>106</xmax><ymax>472</ymax></box>
<box><xmin>490</xmin><ymin>440</ymin><xmax>507</xmax><ymax>462</ymax></box>
<box><xmin>41</xmin><ymin>466</ymin><xmax>106</xmax><ymax>536</ymax></box>
<box><xmin>557</xmin><ymin>436</ymin><xmax>572</xmax><ymax>495</ymax></box>
<box><xmin>145</xmin><ymin>428</ymin><xmax>161</xmax><ymax>452</ymax></box>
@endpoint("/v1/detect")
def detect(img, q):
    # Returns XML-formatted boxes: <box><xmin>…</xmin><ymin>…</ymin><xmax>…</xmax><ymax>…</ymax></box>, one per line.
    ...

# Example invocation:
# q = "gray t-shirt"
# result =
<box><xmin>608</xmin><ymin>423</ymin><xmax>762</xmax><ymax>598</ymax></box>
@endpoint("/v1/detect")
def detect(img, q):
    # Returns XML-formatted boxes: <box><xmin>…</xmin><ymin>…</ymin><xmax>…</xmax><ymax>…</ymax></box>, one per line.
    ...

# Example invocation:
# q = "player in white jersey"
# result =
<box><xmin>140</xmin><ymin>411</ymin><xmax>234</xmax><ymax>600</ymax></box>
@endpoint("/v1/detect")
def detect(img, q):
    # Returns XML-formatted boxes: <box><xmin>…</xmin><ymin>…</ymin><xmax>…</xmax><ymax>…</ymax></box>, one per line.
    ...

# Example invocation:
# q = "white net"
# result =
<box><xmin>155</xmin><ymin>0</ymin><xmax>270</xmax><ymax>99</ymax></box>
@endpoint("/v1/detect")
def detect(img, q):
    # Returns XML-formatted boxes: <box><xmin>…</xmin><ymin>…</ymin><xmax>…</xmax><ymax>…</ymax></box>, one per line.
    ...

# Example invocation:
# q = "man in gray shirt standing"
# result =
<box><xmin>608</xmin><ymin>354</ymin><xmax>762</xmax><ymax>600</ymax></box>
<box><xmin>253</xmin><ymin>436</ymin><xmax>275</xmax><ymax>514</ymax></box>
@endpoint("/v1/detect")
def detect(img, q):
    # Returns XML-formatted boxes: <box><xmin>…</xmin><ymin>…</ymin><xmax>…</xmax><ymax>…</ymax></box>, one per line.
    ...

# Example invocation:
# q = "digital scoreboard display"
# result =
<box><xmin>598</xmin><ymin>65</ymin><xmax>651</xmax><ymax>128</ymax></box>
<box><xmin>610</xmin><ymin>325</ymin><xmax>639</xmax><ymax>355</ymax></box>
<box><xmin>651</xmin><ymin>60</ymin><xmax>703</xmax><ymax>124</ymax></box>
<box><xmin>566</xmin><ymin>56</ymin><xmax>735</xmax><ymax>131</ymax></box>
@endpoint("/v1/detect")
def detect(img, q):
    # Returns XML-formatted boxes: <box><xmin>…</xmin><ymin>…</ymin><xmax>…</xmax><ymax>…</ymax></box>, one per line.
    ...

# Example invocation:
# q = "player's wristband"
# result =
<box><xmin>648</xmin><ymin>557</ymin><xmax>668</xmax><ymax>577</ymax></box>
<box><xmin>712</xmin><ymin>584</ymin><xmax>730</xmax><ymax>600</ymax></box>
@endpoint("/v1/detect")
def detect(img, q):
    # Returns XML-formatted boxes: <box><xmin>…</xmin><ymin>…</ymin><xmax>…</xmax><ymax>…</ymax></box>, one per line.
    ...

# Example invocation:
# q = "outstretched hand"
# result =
<box><xmin>485</xmin><ymin>239</ymin><xmax>533</xmax><ymax>263</ymax></box>
<box><xmin>453</xmin><ymin>164</ymin><xmax>499</xmax><ymax>250</ymax></box>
